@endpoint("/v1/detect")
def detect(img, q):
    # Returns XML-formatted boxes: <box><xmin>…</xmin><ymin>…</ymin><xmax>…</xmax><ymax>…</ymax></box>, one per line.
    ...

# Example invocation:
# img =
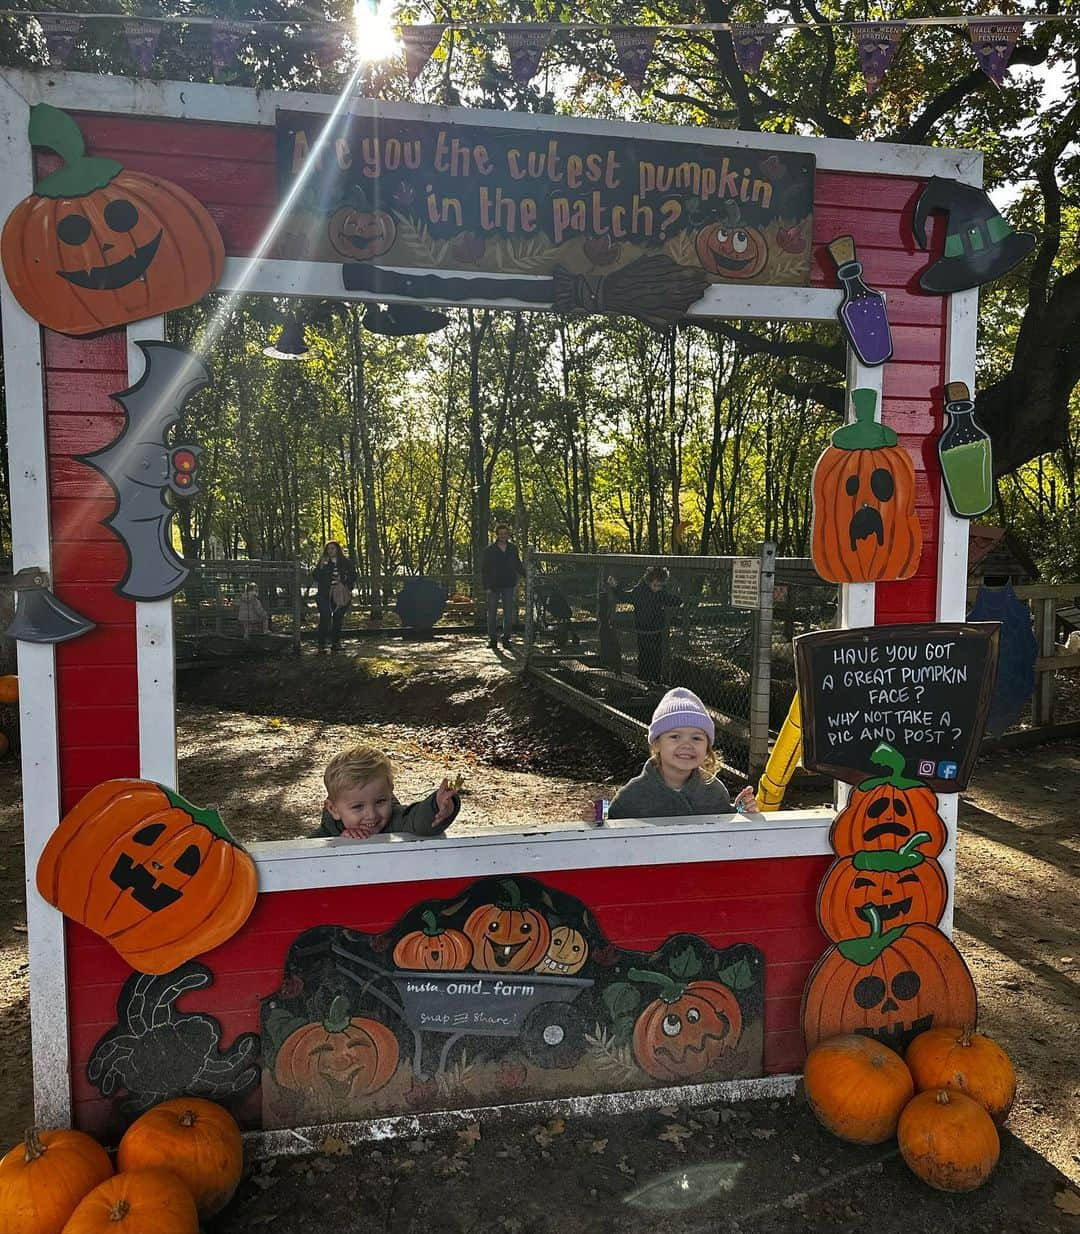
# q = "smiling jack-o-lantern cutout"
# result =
<box><xmin>274</xmin><ymin>996</ymin><xmax>399</xmax><ymax>1099</ymax></box>
<box><xmin>695</xmin><ymin>222</ymin><xmax>769</xmax><ymax>280</ymax></box>
<box><xmin>536</xmin><ymin>925</ymin><xmax>589</xmax><ymax>976</ymax></box>
<box><xmin>817</xmin><ymin>832</ymin><xmax>948</xmax><ymax>942</ymax></box>
<box><xmin>36</xmin><ymin>779</ymin><xmax>257</xmax><ymax>974</ymax></box>
<box><xmin>327</xmin><ymin>206</ymin><xmax>397</xmax><ymax>262</ymax></box>
<box><xmin>1</xmin><ymin>105</ymin><xmax>224</xmax><ymax>337</ymax></box>
<box><xmin>802</xmin><ymin>909</ymin><xmax>977</xmax><ymax>1054</ymax></box>
<box><xmin>463</xmin><ymin>879</ymin><xmax>552</xmax><ymax>972</ymax></box>
<box><xmin>830</xmin><ymin>744</ymin><xmax>947</xmax><ymax>857</ymax></box>
<box><xmin>811</xmin><ymin>389</ymin><xmax>922</xmax><ymax>583</ymax></box>
<box><xmin>392</xmin><ymin>910</ymin><xmax>473</xmax><ymax>971</ymax></box>
<box><xmin>629</xmin><ymin>968</ymin><xmax>743</xmax><ymax>1081</ymax></box>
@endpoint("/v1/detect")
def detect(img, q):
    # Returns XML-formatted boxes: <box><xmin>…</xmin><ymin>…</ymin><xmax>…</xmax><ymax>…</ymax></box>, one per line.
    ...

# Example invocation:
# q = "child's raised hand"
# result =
<box><xmin>433</xmin><ymin>777</ymin><xmax>457</xmax><ymax>825</ymax></box>
<box><xmin>733</xmin><ymin>786</ymin><xmax>760</xmax><ymax>815</ymax></box>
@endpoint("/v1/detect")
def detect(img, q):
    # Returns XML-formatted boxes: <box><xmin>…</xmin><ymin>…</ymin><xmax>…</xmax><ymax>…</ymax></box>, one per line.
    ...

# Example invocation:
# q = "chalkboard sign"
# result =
<box><xmin>794</xmin><ymin>622</ymin><xmax>1000</xmax><ymax>791</ymax></box>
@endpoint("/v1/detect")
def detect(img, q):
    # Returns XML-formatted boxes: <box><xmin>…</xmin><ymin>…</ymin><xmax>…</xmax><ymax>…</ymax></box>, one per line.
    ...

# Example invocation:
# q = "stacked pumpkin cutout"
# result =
<box><xmin>801</xmin><ymin>742</ymin><xmax>1015</xmax><ymax>1191</ymax></box>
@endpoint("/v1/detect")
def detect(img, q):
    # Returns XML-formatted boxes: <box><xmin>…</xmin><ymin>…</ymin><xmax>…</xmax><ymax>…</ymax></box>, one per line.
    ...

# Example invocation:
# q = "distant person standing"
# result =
<box><xmin>607</xmin><ymin>565</ymin><xmax>682</xmax><ymax>683</ymax></box>
<box><xmin>481</xmin><ymin>523</ymin><xmax>525</xmax><ymax>650</ymax></box>
<box><xmin>312</xmin><ymin>540</ymin><xmax>356</xmax><ymax>653</ymax></box>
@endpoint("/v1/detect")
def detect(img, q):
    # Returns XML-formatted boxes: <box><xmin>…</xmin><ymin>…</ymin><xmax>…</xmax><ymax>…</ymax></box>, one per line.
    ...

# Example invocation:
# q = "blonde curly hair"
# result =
<box><xmin>324</xmin><ymin>743</ymin><xmax>394</xmax><ymax>799</ymax></box>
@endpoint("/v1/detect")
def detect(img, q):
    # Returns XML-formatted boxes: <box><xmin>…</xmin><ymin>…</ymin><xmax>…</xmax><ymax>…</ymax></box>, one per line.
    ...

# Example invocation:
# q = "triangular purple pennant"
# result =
<box><xmin>211</xmin><ymin>22</ymin><xmax>247</xmax><ymax>79</ymax></box>
<box><xmin>402</xmin><ymin>25</ymin><xmax>446</xmax><ymax>84</ymax></box>
<box><xmin>123</xmin><ymin>21</ymin><xmax>160</xmax><ymax>75</ymax></box>
<box><xmin>611</xmin><ymin>28</ymin><xmax>658</xmax><ymax>96</ymax></box>
<box><xmin>504</xmin><ymin>27</ymin><xmax>551</xmax><ymax>86</ymax></box>
<box><xmin>969</xmin><ymin>20</ymin><xmax>1024</xmax><ymax>86</ymax></box>
<box><xmin>854</xmin><ymin>22</ymin><xmax>905</xmax><ymax>95</ymax></box>
<box><xmin>38</xmin><ymin>15</ymin><xmax>81</xmax><ymax>67</ymax></box>
<box><xmin>730</xmin><ymin>23</ymin><xmax>779</xmax><ymax>77</ymax></box>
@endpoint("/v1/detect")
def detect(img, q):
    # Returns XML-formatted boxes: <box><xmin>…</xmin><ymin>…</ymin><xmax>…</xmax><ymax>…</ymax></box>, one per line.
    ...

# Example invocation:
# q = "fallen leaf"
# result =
<box><xmin>658</xmin><ymin>1123</ymin><xmax>693</xmax><ymax>1150</ymax></box>
<box><xmin>546</xmin><ymin>1117</ymin><xmax>566</xmax><ymax>1136</ymax></box>
<box><xmin>320</xmin><ymin>1136</ymin><xmax>351</xmax><ymax>1157</ymax></box>
<box><xmin>457</xmin><ymin>1123</ymin><xmax>481</xmax><ymax>1148</ymax></box>
<box><xmin>659</xmin><ymin>1104</ymin><xmax>680</xmax><ymax>1117</ymax></box>
<box><xmin>12</xmin><ymin>924</ymin><xmax>26</xmax><ymax>934</ymax></box>
<box><xmin>587</xmin><ymin>1137</ymin><xmax>607</xmax><ymax>1154</ymax></box>
<box><xmin>1055</xmin><ymin>1190</ymin><xmax>1080</xmax><ymax>1215</ymax></box>
<box><xmin>616</xmin><ymin>1156</ymin><xmax>636</xmax><ymax>1177</ymax></box>
<box><xmin>751</xmin><ymin>1128</ymin><xmax>777</xmax><ymax>1140</ymax></box>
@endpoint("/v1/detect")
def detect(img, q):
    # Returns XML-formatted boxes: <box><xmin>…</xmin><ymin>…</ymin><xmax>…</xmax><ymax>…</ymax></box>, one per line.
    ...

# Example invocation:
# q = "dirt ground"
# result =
<box><xmin>0</xmin><ymin>634</ymin><xmax>1077</xmax><ymax>1231</ymax></box>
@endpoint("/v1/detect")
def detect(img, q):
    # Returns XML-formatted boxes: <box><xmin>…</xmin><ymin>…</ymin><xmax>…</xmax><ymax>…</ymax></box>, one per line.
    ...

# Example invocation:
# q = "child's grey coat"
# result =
<box><xmin>606</xmin><ymin>759</ymin><xmax>731</xmax><ymax>820</ymax></box>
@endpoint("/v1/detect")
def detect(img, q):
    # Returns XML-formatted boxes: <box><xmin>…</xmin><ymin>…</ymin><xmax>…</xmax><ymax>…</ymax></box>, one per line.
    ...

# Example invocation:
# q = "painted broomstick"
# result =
<box><xmin>342</xmin><ymin>253</ymin><xmax>710</xmax><ymax>330</ymax></box>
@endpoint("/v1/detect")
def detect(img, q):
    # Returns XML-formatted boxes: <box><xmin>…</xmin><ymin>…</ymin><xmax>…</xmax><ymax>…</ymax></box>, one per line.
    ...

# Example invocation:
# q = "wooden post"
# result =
<box><xmin>748</xmin><ymin>542</ymin><xmax>777</xmax><ymax>777</ymax></box>
<box><xmin>1033</xmin><ymin>595</ymin><xmax>1057</xmax><ymax>726</ymax></box>
<box><xmin>292</xmin><ymin>559</ymin><xmax>303</xmax><ymax>654</ymax></box>
<box><xmin>524</xmin><ymin>545</ymin><xmax>535</xmax><ymax>664</ymax></box>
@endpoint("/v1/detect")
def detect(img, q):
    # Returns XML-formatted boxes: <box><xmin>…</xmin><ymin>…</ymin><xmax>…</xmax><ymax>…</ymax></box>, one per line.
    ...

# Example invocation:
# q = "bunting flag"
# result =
<box><xmin>38</xmin><ymin>15</ymin><xmax>81</xmax><ymax>67</ymax></box>
<box><xmin>402</xmin><ymin>24</ymin><xmax>445</xmax><ymax>83</ymax></box>
<box><xmin>854</xmin><ymin>22</ymin><xmax>905</xmax><ymax>95</ymax></box>
<box><xmin>504</xmin><ymin>26</ymin><xmax>552</xmax><ymax>85</ymax></box>
<box><xmin>211</xmin><ymin>21</ymin><xmax>247</xmax><ymax>79</ymax></box>
<box><xmin>730</xmin><ymin>23</ymin><xmax>779</xmax><ymax>77</ymax></box>
<box><xmin>969</xmin><ymin>20</ymin><xmax>1024</xmax><ymax>85</ymax></box>
<box><xmin>123</xmin><ymin>21</ymin><xmax>160</xmax><ymax>75</ymax></box>
<box><xmin>611</xmin><ymin>27</ymin><xmax>658</xmax><ymax>96</ymax></box>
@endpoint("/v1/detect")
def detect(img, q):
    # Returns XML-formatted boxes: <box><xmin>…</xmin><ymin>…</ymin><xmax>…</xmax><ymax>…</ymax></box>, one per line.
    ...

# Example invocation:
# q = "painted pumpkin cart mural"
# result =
<box><xmin>261</xmin><ymin>877</ymin><xmax>764</xmax><ymax>1126</ymax></box>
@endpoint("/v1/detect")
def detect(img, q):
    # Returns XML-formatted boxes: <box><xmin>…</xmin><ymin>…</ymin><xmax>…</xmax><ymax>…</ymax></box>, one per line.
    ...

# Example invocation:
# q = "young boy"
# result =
<box><xmin>318</xmin><ymin>743</ymin><xmax>460</xmax><ymax>840</ymax></box>
<box><xmin>607</xmin><ymin>566</ymin><xmax>682</xmax><ymax>683</ymax></box>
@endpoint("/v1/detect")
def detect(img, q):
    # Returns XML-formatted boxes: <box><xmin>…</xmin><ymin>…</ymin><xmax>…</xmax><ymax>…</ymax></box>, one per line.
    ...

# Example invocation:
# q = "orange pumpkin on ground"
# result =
<box><xmin>393</xmin><ymin>910</ymin><xmax>473</xmax><ymax>971</ymax></box>
<box><xmin>327</xmin><ymin>206</ymin><xmax>396</xmax><ymax>261</ymax></box>
<box><xmin>36</xmin><ymin>779</ymin><xmax>258</xmax><ymax>975</ymax></box>
<box><xmin>829</xmin><ymin>744</ymin><xmax>947</xmax><ymax>857</ymax></box>
<box><xmin>803</xmin><ymin>1034</ymin><xmax>914</xmax><ymax>1144</ymax></box>
<box><xmin>695</xmin><ymin>222</ymin><xmax>769</xmax><ymax>279</ymax></box>
<box><xmin>816</xmin><ymin>831</ymin><xmax>948</xmax><ymax>942</ymax></box>
<box><xmin>1</xmin><ymin>105</ymin><xmax>223</xmax><ymax>338</ymax></box>
<box><xmin>811</xmin><ymin>389</ymin><xmax>922</xmax><ymax>583</ymax></box>
<box><xmin>905</xmin><ymin>1026</ymin><xmax>1016</xmax><ymax>1124</ymax></box>
<box><xmin>802</xmin><ymin>909</ymin><xmax>977</xmax><ymax>1054</ymax></box>
<box><xmin>897</xmin><ymin>1089</ymin><xmax>1000</xmax><ymax>1192</ymax></box>
<box><xmin>117</xmin><ymin>1098</ymin><xmax>242</xmax><ymax>1220</ymax></box>
<box><xmin>60</xmin><ymin>1168</ymin><xmax>199</xmax><ymax>1233</ymax></box>
<box><xmin>463</xmin><ymin>880</ymin><xmax>551</xmax><ymax>972</ymax></box>
<box><xmin>629</xmin><ymin>968</ymin><xmax>743</xmax><ymax>1081</ymax></box>
<box><xmin>274</xmin><ymin>996</ymin><xmax>399</xmax><ymax>1100</ymax></box>
<box><xmin>536</xmin><ymin>925</ymin><xmax>589</xmax><ymax>976</ymax></box>
<box><xmin>0</xmin><ymin>675</ymin><xmax>18</xmax><ymax>704</ymax></box>
<box><xmin>0</xmin><ymin>1127</ymin><xmax>112</xmax><ymax>1234</ymax></box>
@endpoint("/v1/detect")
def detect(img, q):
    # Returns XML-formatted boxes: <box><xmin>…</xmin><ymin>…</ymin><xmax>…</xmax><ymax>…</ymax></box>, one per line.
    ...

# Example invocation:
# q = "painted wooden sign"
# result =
<box><xmin>36</xmin><ymin>780</ymin><xmax>258</xmax><ymax>975</ymax></box>
<box><xmin>79</xmin><ymin>342</ymin><xmax>207</xmax><ymax>602</ymax></box>
<box><xmin>939</xmin><ymin>382</ymin><xmax>993</xmax><ymax>518</ymax></box>
<box><xmin>275</xmin><ymin>111</ymin><xmax>814</xmax><ymax>289</ymax></box>
<box><xmin>0</xmin><ymin>105</ymin><xmax>224</xmax><ymax>336</ymax></box>
<box><xmin>826</xmin><ymin>235</ymin><xmax>893</xmax><ymax>367</ymax></box>
<box><xmin>794</xmin><ymin>623</ymin><xmax>1000</xmax><ymax>791</ymax></box>
<box><xmin>261</xmin><ymin>876</ymin><xmax>764</xmax><ymax>1127</ymax></box>
<box><xmin>811</xmin><ymin>389</ymin><xmax>922</xmax><ymax>583</ymax></box>
<box><xmin>829</xmin><ymin>745</ymin><xmax>948</xmax><ymax>855</ymax></box>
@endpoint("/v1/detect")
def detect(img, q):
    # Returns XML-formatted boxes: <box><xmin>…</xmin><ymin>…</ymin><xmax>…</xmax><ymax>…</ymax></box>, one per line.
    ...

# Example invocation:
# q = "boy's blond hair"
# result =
<box><xmin>324</xmin><ymin>743</ymin><xmax>394</xmax><ymax>799</ymax></box>
<box><xmin>648</xmin><ymin>743</ymin><xmax>718</xmax><ymax>781</ymax></box>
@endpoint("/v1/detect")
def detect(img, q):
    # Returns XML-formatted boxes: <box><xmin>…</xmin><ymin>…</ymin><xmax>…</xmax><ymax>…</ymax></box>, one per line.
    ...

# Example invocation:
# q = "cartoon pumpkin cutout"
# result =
<box><xmin>36</xmin><ymin>779</ymin><xmax>257</xmax><ymax>974</ymax></box>
<box><xmin>816</xmin><ymin>832</ymin><xmax>948</xmax><ymax>943</ymax></box>
<box><xmin>536</xmin><ymin>925</ymin><xmax>589</xmax><ymax>976</ymax></box>
<box><xmin>830</xmin><ymin>743</ymin><xmax>947</xmax><ymax>857</ymax></box>
<box><xmin>1</xmin><ymin>105</ymin><xmax>224</xmax><ymax>337</ymax></box>
<box><xmin>802</xmin><ymin>909</ymin><xmax>977</xmax><ymax>1054</ymax></box>
<box><xmin>327</xmin><ymin>206</ymin><xmax>397</xmax><ymax>262</ymax></box>
<box><xmin>629</xmin><ymin>968</ymin><xmax>743</xmax><ymax>1081</ymax></box>
<box><xmin>392</xmin><ymin>910</ymin><xmax>473</xmax><ymax>971</ymax></box>
<box><xmin>811</xmin><ymin>389</ymin><xmax>923</xmax><ymax>583</ymax></box>
<box><xmin>695</xmin><ymin>222</ymin><xmax>768</xmax><ymax>280</ymax></box>
<box><xmin>274</xmin><ymin>996</ymin><xmax>399</xmax><ymax>1099</ymax></box>
<box><xmin>463</xmin><ymin>879</ymin><xmax>551</xmax><ymax>972</ymax></box>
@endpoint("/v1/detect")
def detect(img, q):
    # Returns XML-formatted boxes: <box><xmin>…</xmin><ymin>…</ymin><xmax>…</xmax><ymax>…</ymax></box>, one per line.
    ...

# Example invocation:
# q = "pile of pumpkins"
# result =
<box><xmin>0</xmin><ymin>1097</ymin><xmax>242</xmax><ymax>1233</ymax></box>
<box><xmin>805</xmin><ymin>1025</ymin><xmax>1015</xmax><ymax>1192</ymax></box>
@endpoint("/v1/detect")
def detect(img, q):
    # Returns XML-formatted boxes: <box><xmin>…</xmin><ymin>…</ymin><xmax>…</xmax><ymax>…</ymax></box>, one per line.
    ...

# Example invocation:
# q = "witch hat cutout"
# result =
<box><xmin>912</xmin><ymin>176</ymin><xmax>1036</xmax><ymax>294</ymax></box>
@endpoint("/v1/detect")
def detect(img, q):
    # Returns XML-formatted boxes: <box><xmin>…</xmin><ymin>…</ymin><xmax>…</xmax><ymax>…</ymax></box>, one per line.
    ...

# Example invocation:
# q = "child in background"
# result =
<box><xmin>236</xmin><ymin>583</ymin><xmax>268</xmax><ymax>639</ymax></box>
<box><xmin>318</xmin><ymin>743</ymin><xmax>460</xmax><ymax>840</ymax></box>
<box><xmin>606</xmin><ymin>687</ymin><xmax>758</xmax><ymax>820</ymax></box>
<box><xmin>607</xmin><ymin>566</ymin><xmax>682</xmax><ymax>682</ymax></box>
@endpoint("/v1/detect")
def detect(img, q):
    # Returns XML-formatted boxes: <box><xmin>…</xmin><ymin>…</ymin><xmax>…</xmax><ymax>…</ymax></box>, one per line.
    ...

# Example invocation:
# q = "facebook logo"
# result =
<box><xmin>937</xmin><ymin>760</ymin><xmax>959</xmax><ymax>780</ymax></box>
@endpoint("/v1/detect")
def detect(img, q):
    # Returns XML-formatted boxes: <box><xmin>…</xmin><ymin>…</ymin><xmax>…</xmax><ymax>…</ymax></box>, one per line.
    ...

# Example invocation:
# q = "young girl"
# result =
<box><xmin>606</xmin><ymin>687</ymin><xmax>759</xmax><ymax>820</ymax></box>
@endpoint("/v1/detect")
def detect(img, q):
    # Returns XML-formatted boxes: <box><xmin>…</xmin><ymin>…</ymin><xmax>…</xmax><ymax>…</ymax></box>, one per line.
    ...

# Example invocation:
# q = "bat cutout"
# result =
<box><xmin>79</xmin><ymin>341</ymin><xmax>208</xmax><ymax>602</ymax></box>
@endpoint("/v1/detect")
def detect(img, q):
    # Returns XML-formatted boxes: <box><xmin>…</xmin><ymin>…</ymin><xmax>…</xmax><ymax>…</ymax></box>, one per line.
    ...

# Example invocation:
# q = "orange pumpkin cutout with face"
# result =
<box><xmin>830</xmin><ymin>744</ymin><xmax>947</xmax><ymax>857</ymax></box>
<box><xmin>463</xmin><ymin>880</ymin><xmax>552</xmax><ymax>973</ymax></box>
<box><xmin>36</xmin><ymin>779</ymin><xmax>257</xmax><ymax>974</ymax></box>
<box><xmin>2</xmin><ymin>105</ymin><xmax>224</xmax><ymax>337</ymax></box>
<box><xmin>327</xmin><ymin>206</ymin><xmax>397</xmax><ymax>261</ymax></box>
<box><xmin>694</xmin><ymin>222</ymin><xmax>769</xmax><ymax>280</ymax></box>
<box><xmin>802</xmin><ymin>909</ymin><xmax>977</xmax><ymax>1055</ymax></box>
<box><xmin>274</xmin><ymin>996</ymin><xmax>399</xmax><ymax>1100</ymax></box>
<box><xmin>536</xmin><ymin>925</ymin><xmax>589</xmax><ymax>976</ymax></box>
<box><xmin>629</xmin><ymin>968</ymin><xmax>743</xmax><ymax>1081</ymax></box>
<box><xmin>811</xmin><ymin>389</ymin><xmax>923</xmax><ymax>583</ymax></box>
<box><xmin>392</xmin><ymin>910</ymin><xmax>473</xmax><ymax>971</ymax></box>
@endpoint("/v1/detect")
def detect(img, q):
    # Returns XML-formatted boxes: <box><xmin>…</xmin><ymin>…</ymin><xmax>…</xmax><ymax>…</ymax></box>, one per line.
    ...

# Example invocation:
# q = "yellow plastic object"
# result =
<box><xmin>757</xmin><ymin>695</ymin><xmax>802</xmax><ymax>812</ymax></box>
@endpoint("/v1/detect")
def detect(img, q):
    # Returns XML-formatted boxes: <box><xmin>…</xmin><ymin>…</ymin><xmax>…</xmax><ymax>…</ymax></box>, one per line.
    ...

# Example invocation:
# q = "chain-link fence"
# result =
<box><xmin>173</xmin><ymin>559</ymin><xmax>303</xmax><ymax>657</ymax></box>
<box><xmin>523</xmin><ymin>549</ymin><xmax>837</xmax><ymax>779</ymax></box>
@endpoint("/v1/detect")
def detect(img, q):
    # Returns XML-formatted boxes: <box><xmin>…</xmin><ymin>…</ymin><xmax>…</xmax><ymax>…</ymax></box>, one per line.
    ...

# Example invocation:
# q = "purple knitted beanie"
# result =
<box><xmin>648</xmin><ymin>687</ymin><xmax>715</xmax><ymax>745</ymax></box>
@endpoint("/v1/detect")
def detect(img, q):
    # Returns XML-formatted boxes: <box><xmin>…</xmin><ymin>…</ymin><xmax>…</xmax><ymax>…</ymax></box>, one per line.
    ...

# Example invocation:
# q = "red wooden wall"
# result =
<box><xmin>39</xmin><ymin>111</ymin><xmax>947</xmax><ymax>1135</ymax></box>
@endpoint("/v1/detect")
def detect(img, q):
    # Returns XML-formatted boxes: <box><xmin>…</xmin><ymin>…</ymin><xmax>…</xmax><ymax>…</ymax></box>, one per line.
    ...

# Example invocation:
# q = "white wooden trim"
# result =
<box><xmin>126</xmin><ymin>319</ymin><xmax>179</xmax><ymax>788</ymax></box>
<box><xmin>247</xmin><ymin>809</ymin><xmax>833</xmax><ymax>893</ymax></box>
<box><xmin>0</xmin><ymin>74</ymin><xmax>71</xmax><ymax>1128</ymax></box>
<box><xmin>3</xmin><ymin>69</ymin><xmax>983</xmax><ymax>182</ymax></box>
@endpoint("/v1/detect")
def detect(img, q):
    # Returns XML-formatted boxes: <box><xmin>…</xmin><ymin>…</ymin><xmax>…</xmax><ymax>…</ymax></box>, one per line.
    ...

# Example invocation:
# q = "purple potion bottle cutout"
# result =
<box><xmin>827</xmin><ymin>235</ymin><xmax>893</xmax><ymax>367</ymax></box>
